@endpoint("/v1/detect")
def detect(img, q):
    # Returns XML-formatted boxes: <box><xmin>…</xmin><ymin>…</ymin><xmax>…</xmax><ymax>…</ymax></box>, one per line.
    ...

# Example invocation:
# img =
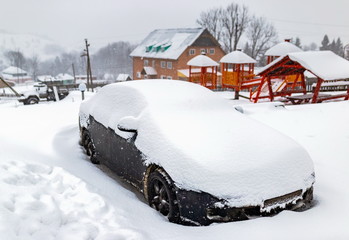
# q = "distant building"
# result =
<box><xmin>130</xmin><ymin>28</ymin><xmax>225</xmax><ymax>80</ymax></box>
<box><xmin>56</xmin><ymin>73</ymin><xmax>75</xmax><ymax>84</ymax></box>
<box><xmin>116</xmin><ymin>73</ymin><xmax>132</xmax><ymax>81</ymax></box>
<box><xmin>75</xmin><ymin>75</ymin><xmax>97</xmax><ymax>81</ymax></box>
<box><xmin>2</xmin><ymin>66</ymin><xmax>32</xmax><ymax>84</ymax></box>
<box><xmin>37</xmin><ymin>75</ymin><xmax>55</xmax><ymax>82</ymax></box>
<box><xmin>37</xmin><ymin>74</ymin><xmax>75</xmax><ymax>85</ymax></box>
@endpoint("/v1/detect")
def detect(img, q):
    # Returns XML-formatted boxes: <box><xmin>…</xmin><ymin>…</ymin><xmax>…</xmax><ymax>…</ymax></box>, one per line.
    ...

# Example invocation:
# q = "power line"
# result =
<box><xmin>270</xmin><ymin>18</ymin><xmax>349</xmax><ymax>29</ymax></box>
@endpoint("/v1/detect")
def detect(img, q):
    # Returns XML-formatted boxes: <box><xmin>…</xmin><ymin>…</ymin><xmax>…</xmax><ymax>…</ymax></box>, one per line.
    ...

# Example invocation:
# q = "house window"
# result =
<box><xmin>152</xmin><ymin>60</ymin><xmax>156</xmax><ymax>67</ymax></box>
<box><xmin>209</xmin><ymin>48</ymin><xmax>215</xmax><ymax>55</ymax></box>
<box><xmin>201</xmin><ymin>49</ymin><xmax>207</xmax><ymax>55</ymax></box>
<box><xmin>167</xmin><ymin>62</ymin><xmax>172</xmax><ymax>69</ymax></box>
<box><xmin>144</xmin><ymin>59</ymin><xmax>149</xmax><ymax>66</ymax></box>
<box><xmin>136</xmin><ymin>72</ymin><xmax>141</xmax><ymax>78</ymax></box>
<box><xmin>189</xmin><ymin>49</ymin><xmax>195</xmax><ymax>55</ymax></box>
<box><xmin>161</xmin><ymin>75</ymin><xmax>166</xmax><ymax>79</ymax></box>
<box><xmin>167</xmin><ymin>76</ymin><xmax>172</xmax><ymax>80</ymax></box>
<box><xmin>161</xmin><ymin>61</ymin><xmax>166</xmax><ymax>68</ymax></box>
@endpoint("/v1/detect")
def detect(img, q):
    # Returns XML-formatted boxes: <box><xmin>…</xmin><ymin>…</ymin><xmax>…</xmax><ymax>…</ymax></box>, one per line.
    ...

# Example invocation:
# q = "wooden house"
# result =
<box><xmin>130</xmin><ymin>28</ymin><xmax>225</xmax><ymax>81</ymax></box>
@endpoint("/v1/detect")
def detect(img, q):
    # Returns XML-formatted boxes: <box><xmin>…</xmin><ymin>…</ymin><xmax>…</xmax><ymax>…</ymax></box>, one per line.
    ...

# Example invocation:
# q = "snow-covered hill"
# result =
<box><xmin>0</xmin><ymin>29</ymin><xmax>66</xmax><ymax>62</ymax></box>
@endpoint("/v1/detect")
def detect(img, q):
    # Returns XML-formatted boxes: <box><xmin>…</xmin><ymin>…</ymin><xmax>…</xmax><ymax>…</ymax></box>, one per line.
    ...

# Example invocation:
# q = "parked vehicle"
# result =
<box><xmin>18</xmin><ymin>82</ymin><xmax>70</xmax><ymax>105</ymax></box>
<box><xmin>79</xmin><ymin>80</ymin><xmax>315</xmax><ymax>226</ymax></box>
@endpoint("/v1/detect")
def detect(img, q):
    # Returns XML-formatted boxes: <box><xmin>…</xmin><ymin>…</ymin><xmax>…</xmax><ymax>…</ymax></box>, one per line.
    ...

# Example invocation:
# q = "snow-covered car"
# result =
<box><xmin>79</xmin><ymin>80</ymin><xmax>315</xmax><ymax>226</ymax></box>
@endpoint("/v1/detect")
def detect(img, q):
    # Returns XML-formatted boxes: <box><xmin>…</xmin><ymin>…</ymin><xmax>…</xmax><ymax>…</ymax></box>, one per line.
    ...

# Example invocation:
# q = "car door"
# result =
<box><xmin>94</xmin><ymin>87</ymin><xmax>148</xmax><ymax>190</ymax></box>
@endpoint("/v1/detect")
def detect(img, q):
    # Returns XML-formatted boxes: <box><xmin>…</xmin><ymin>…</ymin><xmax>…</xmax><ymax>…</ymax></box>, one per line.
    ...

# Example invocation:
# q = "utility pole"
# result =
<box><xmin>72</xmin><ymin>63</ymin><xmax>76</xmax><ymax>84</ymax></box>
<box><xmin>82</xmin><ymin>39</ymin><xmax>93</xmax><ymax>92</ymax></box>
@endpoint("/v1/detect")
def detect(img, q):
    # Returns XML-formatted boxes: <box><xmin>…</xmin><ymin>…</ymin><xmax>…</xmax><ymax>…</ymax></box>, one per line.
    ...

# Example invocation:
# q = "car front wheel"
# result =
<box><xmin>24</xmin><ymin>96</ymin><xmax>39</xmax><ymax>105</ymax></box>
<box><xmin>147</xmin><ymin>169</ymin><xmax>180</xmax><ymax>223</ymax></box>
<box><xmin>81</xmin><ymin>130</ymin><xmax>99</xmax><ymax>164</ymax></box>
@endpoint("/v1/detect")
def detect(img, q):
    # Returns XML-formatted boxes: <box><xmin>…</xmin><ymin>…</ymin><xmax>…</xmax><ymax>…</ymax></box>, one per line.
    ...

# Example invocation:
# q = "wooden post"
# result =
<box><xmin>0</xmin><ymin>76</ymin><xmax>20</xmax><ymax>97</ymax></box>
<box><xmin>221</xmin><ymin>63</ymin><xmax>224</xmax><ymax>86</ymax></box>
<box><xmin>233</xmin><ymin>64</ymin><xmax>240</xmax><ymax>100</ymax></box>
<box><xmin>290</xmin><ymin>74</ymin><xmax>300</xmax><ymax>92</ymax></box>
<box><xmin>300</xmin><ymin>73</ymin><xmax>307</xmax><ymax>94</ymax></box>
<box><xmin>312</xmin><ymin>77</ymin><xmax>323</xmax><ymax>103</ymax></box>
<box><xmin>72</xmin><ymin>63</ymin><xmax>76</xmax><ymax>84</ymax></box>
<box><xmin>84</xmin><ymin>39</ymin><xmax>93</xmax><ymax>92</ymax></box>
<box><xmin>254</xmin><ymin>77</ymin><xmax>266</xmax><ymax>103</ymax></box>
<box><xmin>189</xmin><ymin>66</ymin><xmax>192</xmax><ymax>82</ymax></box>
<box><xmin>267</xmin><ymin>77</ymin><xmax>274</xmax><ymax>101</ymax></box>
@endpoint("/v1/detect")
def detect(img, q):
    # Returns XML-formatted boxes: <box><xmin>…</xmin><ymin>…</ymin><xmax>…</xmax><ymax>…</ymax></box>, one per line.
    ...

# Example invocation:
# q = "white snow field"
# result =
<box><xmin>0</xmin><ymin>91</ymin><xmax>348</xmax><ymax>240</ymax></box>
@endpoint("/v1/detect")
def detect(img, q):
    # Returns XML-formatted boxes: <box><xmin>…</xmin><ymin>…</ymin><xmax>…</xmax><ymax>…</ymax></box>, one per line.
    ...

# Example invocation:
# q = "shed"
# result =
<box><xmin>116</xmin><ymin>74</ymin><xmax>132</xmax><ymax>81</ymax></box>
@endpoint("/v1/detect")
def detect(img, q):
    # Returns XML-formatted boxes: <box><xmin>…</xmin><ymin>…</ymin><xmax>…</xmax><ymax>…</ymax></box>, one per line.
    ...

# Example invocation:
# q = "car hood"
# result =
<box><xmin>134</xmin><ymin>106</ymin><xmax>314</xmax><ymax>207</ymax></box>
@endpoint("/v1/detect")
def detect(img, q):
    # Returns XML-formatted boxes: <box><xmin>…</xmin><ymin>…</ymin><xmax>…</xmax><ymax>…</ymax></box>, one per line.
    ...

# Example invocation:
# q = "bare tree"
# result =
<box><xmin>196</xmin><ymin>3</ymin><xmax>250</xmax><ymax>53</ymax></box>
<box><xmin>4</xmin><ymin>50</ymin><xmax>26</xmax><ymax>69</ymax></box>
<box><xmin>91</xmin><ymin>41</ymin><xmax>135</xmax><ymax>79</ymax></box>
<box><xmin>245</xmin><ymin>16</ymin><xmax>278</xmax><ymax>60</ymax></box>
<box><xmin>221</xmin><ymin>3</ymin><xmax>249</xmax><ymax>52</ymax></box>
<box><xmin>196</xmin><ymin>7</ymin><xmax>224</xmax><ymax>42</ymax></box>
<box><xmin>26</xmin><ymin>55</ymin><xmax>40</xmax><ymax>81</ymax></box>
<box><xmin>293</xmin><ymin>37</ymin><xmax>302</xmax><ymax>48</ymax></box>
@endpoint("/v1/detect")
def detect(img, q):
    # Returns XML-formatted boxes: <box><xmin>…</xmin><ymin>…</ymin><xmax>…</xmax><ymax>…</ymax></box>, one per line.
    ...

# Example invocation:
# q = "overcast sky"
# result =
<box><xmin>1</xmin><ymin>0</ymin><xmax>349</xmax><ymax>50</ymax></box>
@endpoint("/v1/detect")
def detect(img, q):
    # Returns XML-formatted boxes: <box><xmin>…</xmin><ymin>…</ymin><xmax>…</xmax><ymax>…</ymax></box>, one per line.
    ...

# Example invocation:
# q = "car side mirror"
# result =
<box><xmin>117</xmin><ymin>116</ymin><xmax>138</xmax><ymax>133</ymax></box>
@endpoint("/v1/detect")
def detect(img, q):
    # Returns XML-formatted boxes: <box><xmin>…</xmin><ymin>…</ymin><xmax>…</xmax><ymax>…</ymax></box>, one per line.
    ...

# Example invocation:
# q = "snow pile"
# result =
<box><xmin>220</xmin><ymin>50</ymin><xmax>257</xmax><ymax>64</ymax></box>
<box><xmin>0</xmin><ymin>161</ymin><xmax>143</xmax><ymax>240</ymax></box>
<box><xmin>80</xmin><ymin>80</ymin><xmax>314</xmax><ymax>207</ymax></box>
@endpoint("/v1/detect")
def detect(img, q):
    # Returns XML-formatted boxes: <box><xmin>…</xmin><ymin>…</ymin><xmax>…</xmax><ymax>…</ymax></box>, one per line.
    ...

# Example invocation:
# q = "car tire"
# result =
<box><xmin>81</xmin><ymin>130</ymin><xmax>99</xmax><ymax>164</ymax></box>
<box><xmin>147</xmin><ymin>169</ymin><xmax>180</xmax><ymax>223</ymax></box>
<box><xmin>25</xmin><ymin>96</ymin><xmax>39</xmax><ymax>105</ymax></box>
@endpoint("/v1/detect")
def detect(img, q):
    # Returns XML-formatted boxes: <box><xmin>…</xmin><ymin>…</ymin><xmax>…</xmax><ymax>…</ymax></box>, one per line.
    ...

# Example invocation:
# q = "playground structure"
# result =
<box><xmin>253</xmin><ymin>51</ymin><xmax>349</xmax><ymax>104</ymax></box>
<box><xmin>183</xmin><ymin>41</ymin><xmax>349</xmax><ymax>105</ymax></box>
<box><xmin>220</xmin><ymin>51</ymin><xmax>260</xmax><ymax>99</ymax></box>
<box><xmin>251</xmin><ymin>57</ymin><xmax>307</xmax><ymax>103</ymax></box>
<box><xmin>187</xmin><ymin>55</ymin><xmax>219</xmax><ymax>90</ymax></box>
<box><xmin>249</xmin><ymin>40</ymin><xmax>307</xmax><ymax>102</ymax></box>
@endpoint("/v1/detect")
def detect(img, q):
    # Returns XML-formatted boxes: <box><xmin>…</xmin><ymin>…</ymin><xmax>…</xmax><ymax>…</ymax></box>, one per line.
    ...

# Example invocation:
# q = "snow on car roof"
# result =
<box><xmin>80</xmin><ymin>80</ymin><xmax>314</xmax><ymax>206</ymax></box>
<box><xmin>220</xmin><ymin>50</ymin><xmax>257</xmax><ymax>64</ymax></box>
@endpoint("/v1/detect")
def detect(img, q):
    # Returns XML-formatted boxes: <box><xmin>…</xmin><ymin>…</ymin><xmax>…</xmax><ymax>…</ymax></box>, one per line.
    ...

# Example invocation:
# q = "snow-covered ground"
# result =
<box><xmin>0</xmin><ymin>91</ymin><xmax>348</xmax><ymax>240</ymax></box>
